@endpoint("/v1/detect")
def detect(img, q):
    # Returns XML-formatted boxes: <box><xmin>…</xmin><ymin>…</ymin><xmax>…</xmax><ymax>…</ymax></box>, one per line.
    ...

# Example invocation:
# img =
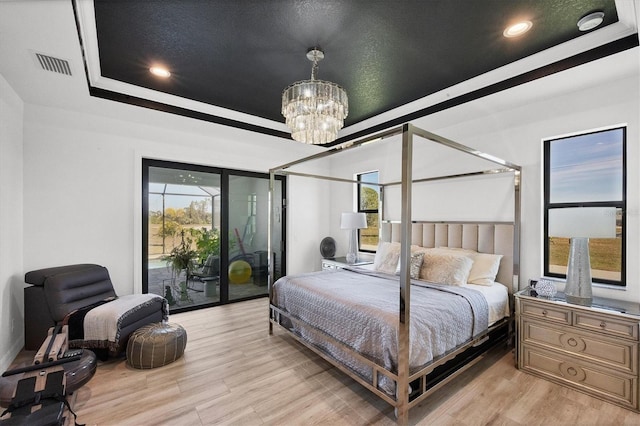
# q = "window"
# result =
<box><xmin>544</xmin><ymin>127</ymin><xmax>626</xmax><ymax>286</ymax></box>
<box><xmin>357</xmin><ymin>171</ymin><xmax>379</xmax><ymax>252</ymax></box>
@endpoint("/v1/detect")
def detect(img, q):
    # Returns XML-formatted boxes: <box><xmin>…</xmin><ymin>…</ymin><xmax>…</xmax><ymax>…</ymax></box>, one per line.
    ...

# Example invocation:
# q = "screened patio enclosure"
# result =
<box><xmin>143</xmin><ymin>160</ymin><xmax>285</xmax><ymax>313</ymax></box>
<box><xmin>147</xmin><ymin>174</ymin><xmax>221</xmax><ymax>261</ymax></box>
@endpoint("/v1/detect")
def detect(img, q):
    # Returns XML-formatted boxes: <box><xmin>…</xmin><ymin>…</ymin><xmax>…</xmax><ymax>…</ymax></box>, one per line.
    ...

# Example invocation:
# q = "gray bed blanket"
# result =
<box><xmin>272</xmin><ymin>268</ymin><xmax>489</xmax><ymax>393</ymax></box>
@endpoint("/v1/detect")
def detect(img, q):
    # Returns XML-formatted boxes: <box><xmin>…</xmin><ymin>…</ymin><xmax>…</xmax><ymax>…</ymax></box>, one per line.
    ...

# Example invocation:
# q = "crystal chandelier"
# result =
<box><xmin>281</xmin><ymin>48</ymin><xmax>348</xmax><ymax>144</ymax></box>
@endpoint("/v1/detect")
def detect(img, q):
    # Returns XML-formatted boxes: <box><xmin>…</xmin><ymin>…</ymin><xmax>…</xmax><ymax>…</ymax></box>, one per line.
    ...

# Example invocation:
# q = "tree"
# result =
<box><xmin>361</xmin><ymin>187</ymin><xmax>379</xmax><ymax>228</ymax></box>
<box><xmin>157</xmin><ymin>220</ymin><xmax>182</xmax><ymax>249</ymax></box>
<box><xmin>189</xmin><ymin>227</ymin><xmax>220</xmax><ymax>263</ymax></box>
<box><xmin>149</xmin><ymin>210</ymin><xmax>163</xmax><ymax>224</ymax></box>
<box><xmin>165</xmin><ymin>207</ymin><xmax>186</xmax><ymax>224</ymax></box>
<box><xmin>361</xmin><ymin>187</ymin><xmax>378</xmax><ymax>210</ymax></box>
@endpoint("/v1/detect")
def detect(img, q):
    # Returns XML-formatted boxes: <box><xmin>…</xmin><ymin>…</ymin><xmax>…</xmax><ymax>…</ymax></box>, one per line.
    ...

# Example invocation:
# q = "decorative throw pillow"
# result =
<box><xmin>467</xmin><ymin>253</ymin><xmax>503</xmax><ymax>286</ymax></box>
<box><xmin>373</xmin><ymin>241</ymin><xmax>390</xmax><ymax>269</ymax></box>
<box><xmin>373</xmin><ymin>242</ymin><xmax>401</xmax><ymax>274</ymax></box>
<box><xmin>419</xmin><ymin>251</ymin><xmax>473</xmax><ymax>286</ymax></box>
<box><xmin>395</xmin><ymin>252</ymin><xmax>424</xmax><ymax>279</ymax></box>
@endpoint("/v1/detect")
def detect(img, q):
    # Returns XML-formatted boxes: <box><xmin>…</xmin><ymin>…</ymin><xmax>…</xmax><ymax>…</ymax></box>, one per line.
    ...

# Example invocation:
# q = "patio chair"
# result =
<box><xmin>190</xmin><ymin>254</ymin><xmax>220</xmax><ymax>282</ymax></box>
<box><xmin>190</xmin><ymin>255</ymin><xmax>219</xmax><ymax>297</ymax></box>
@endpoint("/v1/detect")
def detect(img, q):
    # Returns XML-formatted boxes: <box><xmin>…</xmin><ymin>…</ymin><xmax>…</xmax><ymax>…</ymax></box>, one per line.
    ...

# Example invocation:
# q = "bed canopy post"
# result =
<box><xmin>268</xmin><ymin>170</ymin><xmax>276</xmax><ymax>334</ymax></box>
<box><xmin>397</xmin><ymin>123</ymin><xmax>413</xmax><ymax>424</ymax></box>
<box><xmin>513</xmin><ymin>169</ymin><xmax>522</xmax><ymax>293</ymax></box>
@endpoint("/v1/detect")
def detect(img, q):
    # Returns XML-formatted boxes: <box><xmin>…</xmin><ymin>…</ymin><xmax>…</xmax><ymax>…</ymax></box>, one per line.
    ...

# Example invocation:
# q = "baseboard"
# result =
<box><xmin>0</xmin><ymin>337</ymin><xmax>24</xmax><ymax>372</ymax></box>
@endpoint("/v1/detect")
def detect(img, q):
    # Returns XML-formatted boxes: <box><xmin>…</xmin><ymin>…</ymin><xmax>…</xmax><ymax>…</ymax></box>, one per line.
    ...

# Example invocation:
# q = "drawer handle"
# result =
<box><xmin>560</xmin><ymin>334</ymin><xmax>586</xmax><ymax>351</ymax></box>
<box><xmin>600</xmin><ymin>321</ymin><xmax>607</xmax><ymax>328</ymax></box>
<box><xmin>542</xmin><ymin>310</ymin><xmax>548</xmax><ymax>316</ymax></box>
<box><xmin>560</xmin><ymin>362</ymin><xmax>586</xmax><ymax>382</ymax></box>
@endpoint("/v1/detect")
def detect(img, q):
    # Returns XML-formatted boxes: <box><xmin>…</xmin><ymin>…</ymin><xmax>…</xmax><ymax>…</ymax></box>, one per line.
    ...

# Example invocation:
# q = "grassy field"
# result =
<box><xmin>549</xmin><ymin>237</ymin><xmax>621</xmax><ymax>278</ymax></box>
<box><xmin>361</xmin><ymin>227</ymin><xmax>379</xmax><ymax>251</ymax></box>
<box><xmin>148</xmin><ymin>223</ymin><xmax>210</xmax><ymax>257</ymax></box>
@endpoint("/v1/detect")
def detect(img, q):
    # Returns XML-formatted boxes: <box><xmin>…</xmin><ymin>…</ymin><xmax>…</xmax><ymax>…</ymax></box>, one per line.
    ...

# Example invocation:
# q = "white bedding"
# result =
<box><xmin>273</xmin><ymin>268</ymin><xmax>507</xmax><ymax>393</ymax></box>
<box><xmin>354</xmin><ymin>264</ymin><xmax>510</xmax><ymax>325</ymax></box>
<box><xmin>461</xmin><ymin>281</ymin><xmax>510</xmax><ymax>325</ymax></box>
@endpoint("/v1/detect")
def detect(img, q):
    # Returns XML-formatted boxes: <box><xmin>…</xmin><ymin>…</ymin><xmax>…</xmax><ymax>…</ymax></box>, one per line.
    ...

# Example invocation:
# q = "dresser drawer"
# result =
<box><xmin>521</xmin><ymin>319</ymin><xmax>637</xmax><ymax>374</ymax></box>
<box><xmin>574</xmin><ymin>311</ymin><xmax>639</xmax><ymax>341</ymax></box>
<box><xmin>520</xmin><ymin>300</ymin><xmax>570</xmax><ymax>324</ymax></box>
<box><xmin>521</xmin><ymin>346</ymin><xmax>637</xmax><ymax>409</ymax></box>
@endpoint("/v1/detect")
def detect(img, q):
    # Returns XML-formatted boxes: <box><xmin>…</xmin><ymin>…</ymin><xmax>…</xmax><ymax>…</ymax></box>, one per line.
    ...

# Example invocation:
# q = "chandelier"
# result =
<box><xmin>281</xmin><ymin>48</ymin><xmax>348</xmax><ymax>144</ymax></box>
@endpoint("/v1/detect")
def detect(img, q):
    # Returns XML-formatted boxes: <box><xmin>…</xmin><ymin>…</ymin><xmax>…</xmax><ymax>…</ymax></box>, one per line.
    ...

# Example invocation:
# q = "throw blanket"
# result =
<box><xmin>69</xmin><ymin>294</ymin><xmax>168</xmax><ymax>352</ymax></box>
<box><xmin>67</xmin><ymin>297</ymin><xmax>116</xmax><ymax>341</ymax></box>
<box><xmin>273</xmin><ymin>268</ymin><xmax>488</xmax><ymax>393</ymax></box>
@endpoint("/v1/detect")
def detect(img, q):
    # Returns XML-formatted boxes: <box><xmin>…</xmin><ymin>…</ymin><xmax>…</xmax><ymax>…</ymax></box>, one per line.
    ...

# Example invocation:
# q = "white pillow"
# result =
<box><xmin>467</xmin><ymin>253</ymin><xmax>503</xmax><ymax>286</ymax></box>
<box><xmin>395</xmin><ymin>251</ymin><xmax>424</xmax><ymax>279</ymax></box>
<box><xmin>373</xmin><ymin>242</ymin><xmax>401</xmax><ymax>274</ymax></box>
<box><xmin>433</xmin><ymin>247</ymin><xmax>503</xmax><ymax>286</ymax></box>
<box><xmin>419</xmin><ymin>251</ymin><xmax>473</xmax><ymax>286</ymax></box>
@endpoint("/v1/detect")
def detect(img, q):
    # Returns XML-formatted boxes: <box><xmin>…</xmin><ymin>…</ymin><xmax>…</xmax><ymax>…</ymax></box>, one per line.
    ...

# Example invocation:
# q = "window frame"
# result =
<box><xmin>142</xmin><ymin>158</ymin><xmax>287</xmax><ymax>313</ymax></box>
<box><xmin>356</xmin><ymin>171</ymin><xmax>380</xmax><ymax>253</ymax></box>
<box><xmin>543</xmin><ymin>126</ymin><xmax>627</xmax><ymax>287</ymax></box>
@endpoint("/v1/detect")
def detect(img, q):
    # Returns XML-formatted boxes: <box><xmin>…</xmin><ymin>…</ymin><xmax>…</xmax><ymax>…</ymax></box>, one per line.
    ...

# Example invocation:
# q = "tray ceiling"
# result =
<box><xmin>74</xmin><ymin>0</ymin><xmax>638</xmax><ymax>144</ymax></box>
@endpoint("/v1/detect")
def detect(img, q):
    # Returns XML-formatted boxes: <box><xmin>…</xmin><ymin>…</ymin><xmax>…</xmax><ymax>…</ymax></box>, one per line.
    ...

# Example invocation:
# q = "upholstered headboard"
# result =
<box><xmin>380</xmin><ymin>221</ymin><xmax>515</xmax><ymax>293</ymax></box>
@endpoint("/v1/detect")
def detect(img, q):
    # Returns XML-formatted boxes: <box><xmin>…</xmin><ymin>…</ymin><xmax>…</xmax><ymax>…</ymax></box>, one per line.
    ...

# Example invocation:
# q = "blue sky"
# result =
<box><xmin>549</xmin><ymin>128</ymin><xmax>623</xmax><ymax>203</ymax></box>
<box><xmin>360</xmin><ymin>171</ymin><xmax>379</xmax><ymax>192</ymax></box>
<box><xmin>149</xmin><ymin>183</ymin><xmax>215</xmax><ymax>211</ymax></box>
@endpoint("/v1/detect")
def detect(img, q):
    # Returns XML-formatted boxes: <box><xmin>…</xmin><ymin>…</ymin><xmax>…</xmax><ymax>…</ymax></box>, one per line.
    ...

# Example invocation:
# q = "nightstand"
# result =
<box><xmin>515</xmin><ymin>287</ymin><xmax>640</xmax><ymax>411</ymax></box>
<box><xmin>321</xmin><ymin>257</ymin><xmax>373</xmax><ymax>271</ymax></box>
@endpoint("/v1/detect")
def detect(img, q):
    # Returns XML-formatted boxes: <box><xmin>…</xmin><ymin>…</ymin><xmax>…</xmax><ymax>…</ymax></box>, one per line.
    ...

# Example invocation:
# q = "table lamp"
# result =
<box><xmin>341</xmin><ymin>212</ymin><xmax>367</xmax><ymax>264</ymax></box>
<box><xmin>549</xmin><ymin>207</ymin><xmax>616</xmax><ymax>306</ymax></box>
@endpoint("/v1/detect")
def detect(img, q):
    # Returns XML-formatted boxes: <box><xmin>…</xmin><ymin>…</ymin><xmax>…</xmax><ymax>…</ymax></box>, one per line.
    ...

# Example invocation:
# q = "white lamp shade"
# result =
<box><xmin>341</xmin><ymin>212</ymin><xmax>367</xmax><ymax>229</ymax></box>
<box><xmin>548</xmin><ymin>207</ymin><xmax>616</xmax><ymax>238</ymax></box>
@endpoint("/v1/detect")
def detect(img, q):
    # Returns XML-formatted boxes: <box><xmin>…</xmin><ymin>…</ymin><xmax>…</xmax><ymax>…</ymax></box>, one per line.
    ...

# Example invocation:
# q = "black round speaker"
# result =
<box><xmin>320</xmin><ymin>237</ymin><xmax>336</xmax><ymax>259</ymax></box>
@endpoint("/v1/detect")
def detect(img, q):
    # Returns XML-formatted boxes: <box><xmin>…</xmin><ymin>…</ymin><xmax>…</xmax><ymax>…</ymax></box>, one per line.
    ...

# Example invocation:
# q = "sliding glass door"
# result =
<box><xmin>142</xmin><ymin>159</ymin><xmax>285</xmax><ymax>313</ymax></box>
<box><xmin>227</xmin><ymin>174</ymin><xmax>283</xmax><ymax>301</ymax></box>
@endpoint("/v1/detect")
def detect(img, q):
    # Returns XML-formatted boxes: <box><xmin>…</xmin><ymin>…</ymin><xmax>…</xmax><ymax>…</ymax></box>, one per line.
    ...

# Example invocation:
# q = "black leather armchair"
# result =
<box><xmin>24</xmin><ymin>264</ymin><xmax>167</xmax><ymax>356</ymax></box>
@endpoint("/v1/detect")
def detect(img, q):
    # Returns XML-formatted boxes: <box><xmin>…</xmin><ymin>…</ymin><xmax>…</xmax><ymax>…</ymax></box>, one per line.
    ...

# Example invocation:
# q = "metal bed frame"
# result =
<box><xmin>267</xmin><ymin>123</ymin><xmax>521</xmax><ymax>424</ymax></box>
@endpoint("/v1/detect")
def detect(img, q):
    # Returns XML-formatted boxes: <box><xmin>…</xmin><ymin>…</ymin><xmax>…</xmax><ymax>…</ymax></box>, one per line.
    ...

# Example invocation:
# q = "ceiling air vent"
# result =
<box><xmin>34</xmin><ymin>52</ymin><xmax>72</xmax><ymax>76</ymax></box>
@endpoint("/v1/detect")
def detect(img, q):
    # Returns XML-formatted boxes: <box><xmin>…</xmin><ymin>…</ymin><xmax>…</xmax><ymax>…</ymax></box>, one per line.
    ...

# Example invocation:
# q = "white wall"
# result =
<box><xmin>0</xmin><ymin>74</ymin><xmax>24</xmax><ymax>370</ymax></box>
<box><xmin>330</xmin><ymin>48</ymin><xmax>640</xmax><ymax>302</ymax></box>
<box><xmin>324</xmin><ymin>50</ymin><xmax>640</xmax><ymax>302</ymax></box>
<box><xmin>1</xmin><ymin>73</ymin><xmax>322</xmax><ymax>368</ymax></box>
<box><xmin>420</xmin><ymin>70</ymin><xmax>638</xmax><ymax>302</ymax></box>
<box><xmin>285</xmin><ymin>173</ymin><xmax>332</xmax><ymax>272</ymax></box>
<box><xmin>3</xmin><ymin>44</ymin><xmax>639</xmax><ymax>372</ymax></box>
<box><xmin>21</xmin><ymin>101</ymin><xmax>319</xmax><ymax>297</ymax></box>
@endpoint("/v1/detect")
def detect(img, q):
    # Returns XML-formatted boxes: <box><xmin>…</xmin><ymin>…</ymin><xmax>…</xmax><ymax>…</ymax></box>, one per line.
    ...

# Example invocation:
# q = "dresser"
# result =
<box><xmin>516</xmin><ymin>287</ymin><xmax>640</xmax><ymax>411</ymax></box>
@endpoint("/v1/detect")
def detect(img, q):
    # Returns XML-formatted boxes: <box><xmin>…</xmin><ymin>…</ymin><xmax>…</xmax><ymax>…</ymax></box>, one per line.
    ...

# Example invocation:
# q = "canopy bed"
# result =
<box><xmin>268</xmin><ymin>123</ymin><xmax>521</xmax><ymax>424</ymax></box>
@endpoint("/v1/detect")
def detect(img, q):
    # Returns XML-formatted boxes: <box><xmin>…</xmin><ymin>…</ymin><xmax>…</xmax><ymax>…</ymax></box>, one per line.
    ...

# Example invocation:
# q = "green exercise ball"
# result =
<box><xmin>228</xmin><ymin>260</ymin><xmax>252</xmax><ymax>284</ymax></box>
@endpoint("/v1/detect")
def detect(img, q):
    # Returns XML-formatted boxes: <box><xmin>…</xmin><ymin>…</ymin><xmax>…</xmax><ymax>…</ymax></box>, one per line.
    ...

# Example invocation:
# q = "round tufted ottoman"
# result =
<box><xmin>126</xmin><ymin>322</ymin><xmax>187</xmax><ymax>369</ymax></box>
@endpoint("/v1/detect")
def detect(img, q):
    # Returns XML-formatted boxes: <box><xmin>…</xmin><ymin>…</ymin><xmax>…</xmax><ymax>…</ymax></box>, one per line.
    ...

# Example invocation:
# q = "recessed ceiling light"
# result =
<box><xmin>149</xmin><ymin>66</ymin><xmax>171</xmax><ymax>78</ymax></box>
<box><xmin>503</xmin><ymin>21</ymin><xmax>532</xmax><ymax>38</ymax></box>
<box><xmin>577</xmin><ymin>11</ymin><xmax>604</xmax><ymax>32</ymax></box>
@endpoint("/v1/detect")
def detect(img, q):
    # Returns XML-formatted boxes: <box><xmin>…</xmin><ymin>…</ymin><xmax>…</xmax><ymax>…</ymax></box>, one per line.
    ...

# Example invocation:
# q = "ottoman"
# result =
<box><xmin>126</xmin><ymin>322</ymin><xmax>187</xmax><ymax>369</ymax></box>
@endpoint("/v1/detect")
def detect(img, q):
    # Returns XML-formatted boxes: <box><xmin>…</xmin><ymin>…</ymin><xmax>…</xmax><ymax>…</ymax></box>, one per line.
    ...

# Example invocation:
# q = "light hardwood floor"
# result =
<box><xmin>11</xmin><ymin>297</ymin><xmax>640</xmax><ymax>425</ymax></box>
